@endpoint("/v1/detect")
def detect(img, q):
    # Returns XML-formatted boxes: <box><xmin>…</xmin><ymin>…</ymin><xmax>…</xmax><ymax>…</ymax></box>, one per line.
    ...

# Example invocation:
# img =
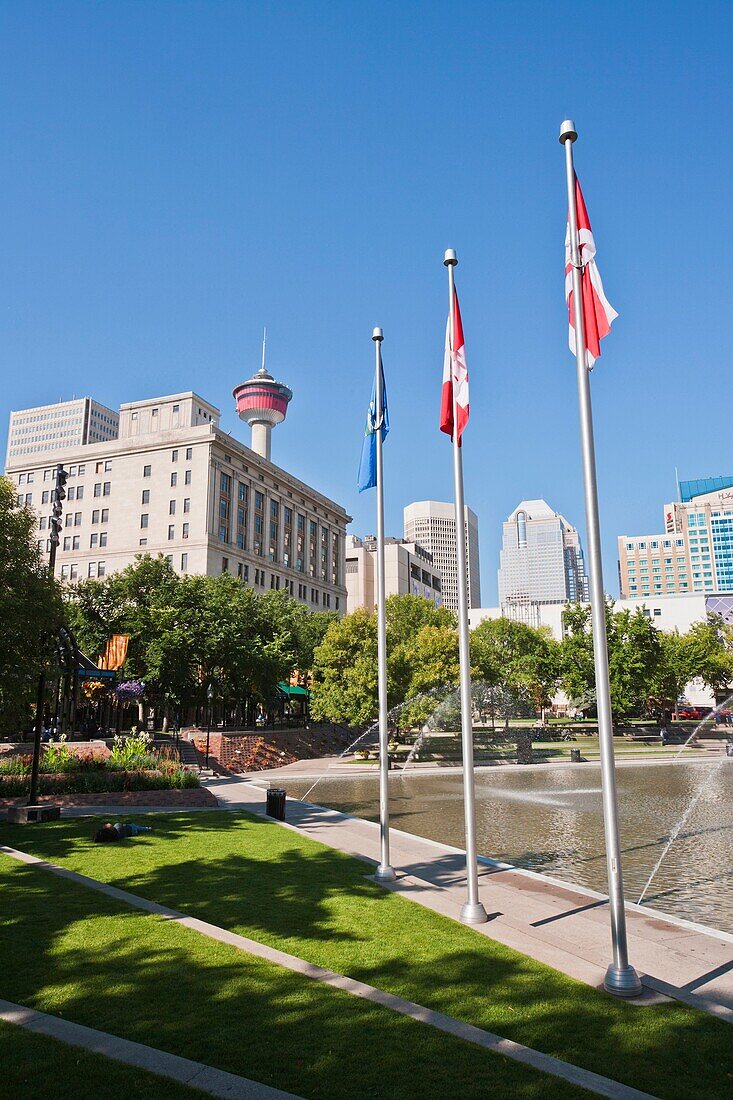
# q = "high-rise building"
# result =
<box><xmin>5</xmin><ymin>397</ymin><xmax>119</xmax><ymax>466</ymax></box>
<box><xmin>403</xmin><ymin>501</ymin><xmax>480</xmax><ymax>611</ymax></box>
<box><xmin>498</xmin><ymin>499</ymin><xmax>589</xmax><ymax>621</ymax></box>
<box><xmin>618</xmin><ymin>475</ymin><xmax>733</xmax><ymax>599</ymax></box>
<box><xmin>5</xmin><ymin>376</ymin><xmax>350</xmax><ymax>612</ymax></box>
<box><xmin>344</xmin><ymin>535</ymin><xmax>443</xmax><ymax>612</ymax></box>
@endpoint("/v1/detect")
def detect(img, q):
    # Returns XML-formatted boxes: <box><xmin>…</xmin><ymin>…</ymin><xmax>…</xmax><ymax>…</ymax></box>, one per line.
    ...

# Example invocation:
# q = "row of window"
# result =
<box><xmin>57</xmin><ymin>533</ymin><xmax>109</xmax><ymax>551</ymax></box>
<box><xmin>59</xmin><ymin>562</ymin><xmax>106</xmax><ymax>581</ymax></box>
<box><xmin>625</xmin><ymin>538</ymin><xmax>685</xmax><ymax>551</ymax></box>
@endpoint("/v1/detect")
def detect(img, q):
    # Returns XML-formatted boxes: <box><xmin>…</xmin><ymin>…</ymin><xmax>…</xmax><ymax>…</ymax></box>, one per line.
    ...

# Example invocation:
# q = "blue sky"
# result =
<box><xmin>1</xmin><ymin>2</ymin><xmax>731</xmax><ymax>603</ymax></box>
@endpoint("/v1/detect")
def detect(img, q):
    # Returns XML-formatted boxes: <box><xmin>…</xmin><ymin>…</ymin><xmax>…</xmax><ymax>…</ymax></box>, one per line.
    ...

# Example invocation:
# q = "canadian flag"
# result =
<box><xmin>565</xmin><ymin>175</ymin><xmax>618</xmax><ymax>368</ymax></box>
<box><xmin>440</xmin><ymin>288</ymin><xmax>469</xmax><ymax>443</ymax></box>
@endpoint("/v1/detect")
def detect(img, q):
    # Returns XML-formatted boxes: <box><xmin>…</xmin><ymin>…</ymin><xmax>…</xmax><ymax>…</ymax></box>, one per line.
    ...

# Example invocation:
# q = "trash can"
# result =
<box><xmin>145</xmin><ymin>716</ymin><xmax>155</xmax><ymax>732</ymax></box>
<box><xmin>266</xmin><ymin>788</ymin><xmax>287</xmax><ymax>821</ymax></box>
<box><xmin>570</xmin><ymin>748</ymin><xmax>582</xmax><ymax>763</ymax></box>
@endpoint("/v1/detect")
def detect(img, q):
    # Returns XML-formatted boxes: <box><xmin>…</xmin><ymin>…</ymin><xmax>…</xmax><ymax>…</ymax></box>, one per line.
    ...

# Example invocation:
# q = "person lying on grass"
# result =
<box><xmin>93</xmin><ymin>822</ymin><xmax>153</xmax><ymax>843</ymax></box>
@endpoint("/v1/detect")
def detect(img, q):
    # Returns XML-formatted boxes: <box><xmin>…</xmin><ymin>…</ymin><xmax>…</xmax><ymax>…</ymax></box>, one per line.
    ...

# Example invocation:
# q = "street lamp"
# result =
<box><xmin>205</xmin><ymin>681</ymin><xmax>214</xmax><ymax>771</ymax></box>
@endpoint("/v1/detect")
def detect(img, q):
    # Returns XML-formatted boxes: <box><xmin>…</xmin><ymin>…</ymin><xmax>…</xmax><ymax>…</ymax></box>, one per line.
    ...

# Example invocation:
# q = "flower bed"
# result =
<box><xmin>0</xmin><ymin>764</ymin><xmax>200</xmax><ymax>797</ymax></box>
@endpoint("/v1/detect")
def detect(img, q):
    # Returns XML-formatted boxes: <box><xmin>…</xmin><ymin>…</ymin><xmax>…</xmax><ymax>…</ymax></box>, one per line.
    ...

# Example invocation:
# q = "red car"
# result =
<box><xmin>677</xmin><ymin>706</ymin><xmax>702</xmax><ymax>720</ymax></box>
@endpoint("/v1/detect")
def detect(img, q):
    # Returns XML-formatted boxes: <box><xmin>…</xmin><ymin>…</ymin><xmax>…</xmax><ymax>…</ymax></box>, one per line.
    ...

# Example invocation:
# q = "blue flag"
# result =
<box><xmin>357</xmin><ymin>352</ymin><xmax>389</xmax><ymax>492</ymax></box>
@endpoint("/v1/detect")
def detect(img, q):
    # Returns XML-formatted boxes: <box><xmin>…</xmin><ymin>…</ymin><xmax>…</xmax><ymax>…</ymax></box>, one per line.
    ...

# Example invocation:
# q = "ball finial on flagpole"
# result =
<box><xmin>443</xmin><ymin>249</ymin><xmax>458</xmax><ymax>267</ymax></box>
<box><xmin>559</xmin><ymin>119</ymin><xmax>578</xmax><ymax>144</ymax></box>
<box><xmin>372</xmin><ymin>327</ymin><xmax>383</xmax><ymax>342</ymax></box>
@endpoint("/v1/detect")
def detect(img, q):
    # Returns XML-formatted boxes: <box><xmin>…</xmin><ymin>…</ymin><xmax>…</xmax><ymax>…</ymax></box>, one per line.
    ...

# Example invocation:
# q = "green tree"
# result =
<box><xmin>471</xmin><ymin>616</ymin><xmax>560</xmax><ymax>722</ymax></box>
<box><xmin>310</xmin><ymin>608</ymin><xmax>378</xmax><ymax>727</ymax></box>
<box><xmin>681</xmin><ymin>614</ymin><xmax>733</xmax><ymax>699</ymax></box>
<box><xmin>310</xmin><ymin>595</ymin><xmax>458</xmax><ymax>728</ymax></box>
<box><xmin>0</xmin><ymin>478</ymin><xmax>64</xmax><ymax>735</ymax></box>
<box><xmin>560</xmin><ymin>602</ymin><xmax>678</xmax><ymax>721</ymax></box>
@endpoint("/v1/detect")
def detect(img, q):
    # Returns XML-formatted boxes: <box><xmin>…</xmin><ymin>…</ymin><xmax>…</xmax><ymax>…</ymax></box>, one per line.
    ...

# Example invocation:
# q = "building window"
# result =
<box><xmin>222</xmin><ymin>557</ymin><xmax>229</xmax><ymax>573</ymax></box>
<box><xmin>185</xmin><ymin>470</ymin><xmax>191</xmax><ymax>485</ymax></box>
<box><xmin>94</xmin><ymin>483</ymin><xmax>102</xmax><ymax>497</ymax></box>
<box><xmin>186</xmin><ymin>447</ymin><xmax>192</xmax><ymax>460</ymax></box>
<box><xmin>168</xmin><ymin>525</ymin><xmax>175</xmax><ymax>540</ymax></box>
<box><xmin>169</xmin><ymin>500</ymin><xmax>176</xmax><ymax>515</ymax></box>
<box><xmin>181</xmin><ymin>553</ymin><xmax>188</xmax><ymax>571</ymax></box>
<box><xmin>90</xmin><ymin>534</ymin><xmax>98</xmax><ymax>549</ymax></box>
<box><xmin>172</xmin><ymin>449</ymin><xmax>178</xmax><ymax>462</ymax></box>
<box><xmin>183</xmin><ymin>498</ymin><xmax>190</xmax><ymax>513</ymax></box>
<box><xmin>182</xmin><ymin>523</ymin><xmax>189</xmax><ymax>539</ymax></box>
<box><xmin>103</xmin><ymin>482</ymin><xmax>110</xmax><ymax>496</ymax></box>
<box><xmin>100</xmin><ymin>532</ymin><xmax>107</xmax><ymax>548</ymax></box>
<box><xmin>143</xmin><ymin>465</ymin><xmax>151</xmax><ymax>477</ymax></box>
<box><xmin>92</xmin><ymin>510</ymin><xmax>99</xmax><ymax>524</ymax></box>
<box><xmin>171</xmin><ymin>472</ymin><xmax>178</xmax><ymax>487</ymax></box>
<box><xmin>139</xmin><ymin>538</ymin><xmax>147</xmax><ymax>546</ymax></box>
<box><xmin>142</xmin><ymin>490</ymin><xmax>150</xmax><ymax>504</ymax></box>
<box><xmin>88</xmin><ymin>562</ymin><xmax>97</xmax><ymax>579</ymax></box>
<box><xmin>141</xmin><ymin>514</ymin><xmax>149</xmax><ymax>529</ymax></box>
<box><xmin>42</xmin><ymin>490</ymin><xmax>49</xmax><ymax>504</ymax></box>
<box><xmin>63</xmin><ymin>536</ymin><xmax>71</xmax><ymax>551</ymax></box>
<box><xmin>101</xmin><ymin>508</ymin><xmax>109</xmax><ymax>523</ymax></box>
<box><xmin>70</xmin><ymin>564</ymin><xmax>78</xmax><ymax>581</ymax></box>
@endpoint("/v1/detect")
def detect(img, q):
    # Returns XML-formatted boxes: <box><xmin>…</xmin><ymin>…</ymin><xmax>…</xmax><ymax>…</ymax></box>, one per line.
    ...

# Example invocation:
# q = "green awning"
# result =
<box><xmin>278</xmin><ymin>682</ymin><xmax>309</xmax><ymax>697</ymax></box>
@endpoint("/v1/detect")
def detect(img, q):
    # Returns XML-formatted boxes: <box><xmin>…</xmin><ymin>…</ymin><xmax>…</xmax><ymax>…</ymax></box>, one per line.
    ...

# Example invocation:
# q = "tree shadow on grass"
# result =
<box><xmin>0</xmin><ymin>858</ymin><xmax>580</xmax><ymax>1100</ymax></box>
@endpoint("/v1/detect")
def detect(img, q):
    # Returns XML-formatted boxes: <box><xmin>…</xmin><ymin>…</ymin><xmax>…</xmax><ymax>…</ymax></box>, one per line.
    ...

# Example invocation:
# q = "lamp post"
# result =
<box><xmin>29</xmin><ymin>463</ymin><xmax>68</xmax><ymax>807</ymax></box>
<box><xmin>205</xmin><ymin>682</ymin><xmax>214</xmax><ymax>771</ymax></box>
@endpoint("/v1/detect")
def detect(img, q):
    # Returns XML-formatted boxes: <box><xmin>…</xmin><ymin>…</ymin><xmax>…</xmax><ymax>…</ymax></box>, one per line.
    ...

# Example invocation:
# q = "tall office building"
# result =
<box><xmin>498</xmin><ymin>499</ymin><xmax>589</xmax><ymax>622</ymax></box>
<box><xmin>5</xmin><ymin>397</ymin><xmax>119</xmax><ymax>466</ymax></box>
<box><xmin>618</xmin><ymin>475</ymin><xmax>733</xmax><ymax>599</ymax></box>
<box><xmin>403</xmin><ymin>500</ymin><xmax>481</xmax><ymax>612</ymax></box>
<box><xmin>345</xmin><ymin>535</ymin><xmax>443</xmax><ymax>612</ymax></box>
<box><xmin>5</xmin><ymin>376</ymin><xmax>350</xmax><ymax>613</ymax></box>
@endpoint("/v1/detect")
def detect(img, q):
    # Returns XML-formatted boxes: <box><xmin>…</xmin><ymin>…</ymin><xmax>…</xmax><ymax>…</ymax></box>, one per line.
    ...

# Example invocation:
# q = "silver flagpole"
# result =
<box><xmin>444</xmin><ymin>250</ymin><xmax>488</xmax><ymax>924</ymax></box>
<box><xmin>559</xmin><ymin>121</ymin><xmax>641</xmax><ymax>996</ymax></box>
<box><xmin>373</xmin><ymin>327</ymin><xmax>396</xmax><ymax>882</ymax></box>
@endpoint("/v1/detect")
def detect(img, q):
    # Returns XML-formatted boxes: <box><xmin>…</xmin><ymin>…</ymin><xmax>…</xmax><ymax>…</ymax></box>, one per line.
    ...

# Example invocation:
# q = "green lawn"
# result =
<box><xmin>0</xmin><ymin>1019</ymin><xmax>210</xmax><ymax>1099</ymax></box>
<box><xmin>1</xmin><ymin>811</ymin><xmax>730</xmax><ymax>1098</ymax></box>
<box><xmin>0</xmin><ymin>840</ymin><xmax>581</xmax><ymax>1100</ymax></box>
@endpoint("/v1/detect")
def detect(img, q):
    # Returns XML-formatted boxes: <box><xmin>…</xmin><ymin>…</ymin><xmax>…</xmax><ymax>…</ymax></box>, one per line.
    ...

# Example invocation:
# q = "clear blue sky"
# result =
<box><xmin>2</xmin><ymin>2</ymin><xmax>731</xmax><ymax>603</ymax></box>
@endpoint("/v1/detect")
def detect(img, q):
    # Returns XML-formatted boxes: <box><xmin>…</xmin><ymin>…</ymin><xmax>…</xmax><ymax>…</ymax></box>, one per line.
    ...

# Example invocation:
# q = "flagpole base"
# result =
<box><xmin>375</xmin><ymin>864</ymin><xmax>397</xmax><ymax>883</ymax></box>
<box><xmin>603</xmin><ymin>964</ymin><xmax>643</xmax><ymax>998</ymax></box>
<box><xmin>460</xmin><ymin>901</ymin><xmax>489</xmax><ymax>925</ymax></box>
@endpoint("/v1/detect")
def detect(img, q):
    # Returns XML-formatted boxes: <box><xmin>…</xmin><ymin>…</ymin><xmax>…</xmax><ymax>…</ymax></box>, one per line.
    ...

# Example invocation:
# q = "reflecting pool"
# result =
<box><xmin>284</xmin><ymin>760</ymin><xmax>733</xmax><ymax>933</ymax></box>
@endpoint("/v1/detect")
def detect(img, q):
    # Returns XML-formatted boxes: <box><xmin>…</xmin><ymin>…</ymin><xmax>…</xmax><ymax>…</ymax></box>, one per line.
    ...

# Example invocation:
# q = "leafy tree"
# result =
<box><xmin>560</xmin><ymin>602</ymin><xmax>686</xmax><ymax>721</ymax></box>
<box><xmin>471</xmin><ymin>616</ymin><xmax>560</xmax><ymax>721</ymax></box>
<box><xmin>0</xmin><ymin>478</ymin><xmax>64</xmax><ymax>735</ymax></box>
<box><xmin>310</xmin><ymin>595</ymin><xmax>458</xmax><ymax>728</ymax></box>
<box><xmin>310</xmin><ymin>608</ymin><xmax>378</xmax><ymax>727</ymax></box>
<box><xmin>682</xmin><ymin>615</ymin><xmax>733</xmax><ymax>699</ymax></box>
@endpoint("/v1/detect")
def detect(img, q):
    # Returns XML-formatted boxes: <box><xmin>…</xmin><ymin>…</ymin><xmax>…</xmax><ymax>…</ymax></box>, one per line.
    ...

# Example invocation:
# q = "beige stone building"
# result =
<box><xmin>345</xmin><ymin>535</ymin><xmax>443</xmax><ymax>612</ymax></box>
<box><xmin>6</xmin><ymin>390</ymin><xmax>350</xmax><ymax>612</ymax></box>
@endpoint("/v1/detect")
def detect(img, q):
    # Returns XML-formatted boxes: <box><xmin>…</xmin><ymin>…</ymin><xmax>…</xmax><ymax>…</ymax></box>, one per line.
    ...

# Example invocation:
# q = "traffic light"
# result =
<box><xmin>49</xmin><ymin>465</ymin><xmax>68</xmax><ymax>548</ymax></box>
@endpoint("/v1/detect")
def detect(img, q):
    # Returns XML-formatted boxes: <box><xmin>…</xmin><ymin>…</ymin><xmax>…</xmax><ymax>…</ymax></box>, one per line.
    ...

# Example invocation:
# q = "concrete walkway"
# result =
<box><xmin>0</xmin><ymin>844</ymin><xmax>655</xmax><ymax>1099</ymax></box>
<box><xmin>0</xmin><ymin>998</ymin><xmax>300</xmax><ymax>1100</ymax></box>
<box><xmin>205</xmin><ymin>776</ymin><xmax>733</xmax><ymax>1022</ymax></box>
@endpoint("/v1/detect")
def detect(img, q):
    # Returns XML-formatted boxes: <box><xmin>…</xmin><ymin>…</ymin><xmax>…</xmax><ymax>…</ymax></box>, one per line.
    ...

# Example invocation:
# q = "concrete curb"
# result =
<box><xmin>0</xmin><ymin>998</ymin><xmax>300</xmax><ymax>1099</ymax></box>
<box><xmin>0</xmin><ymin>844</ymin><xmax>656</xmax><ymax>1100</ymax></box>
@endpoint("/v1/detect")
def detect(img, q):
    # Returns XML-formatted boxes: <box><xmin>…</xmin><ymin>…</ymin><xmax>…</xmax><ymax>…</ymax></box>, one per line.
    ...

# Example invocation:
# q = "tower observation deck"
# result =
<box><xmin>233</xmin><ymin>365</ymin><xmax>292</xmax><ymax>462</ymax></box>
